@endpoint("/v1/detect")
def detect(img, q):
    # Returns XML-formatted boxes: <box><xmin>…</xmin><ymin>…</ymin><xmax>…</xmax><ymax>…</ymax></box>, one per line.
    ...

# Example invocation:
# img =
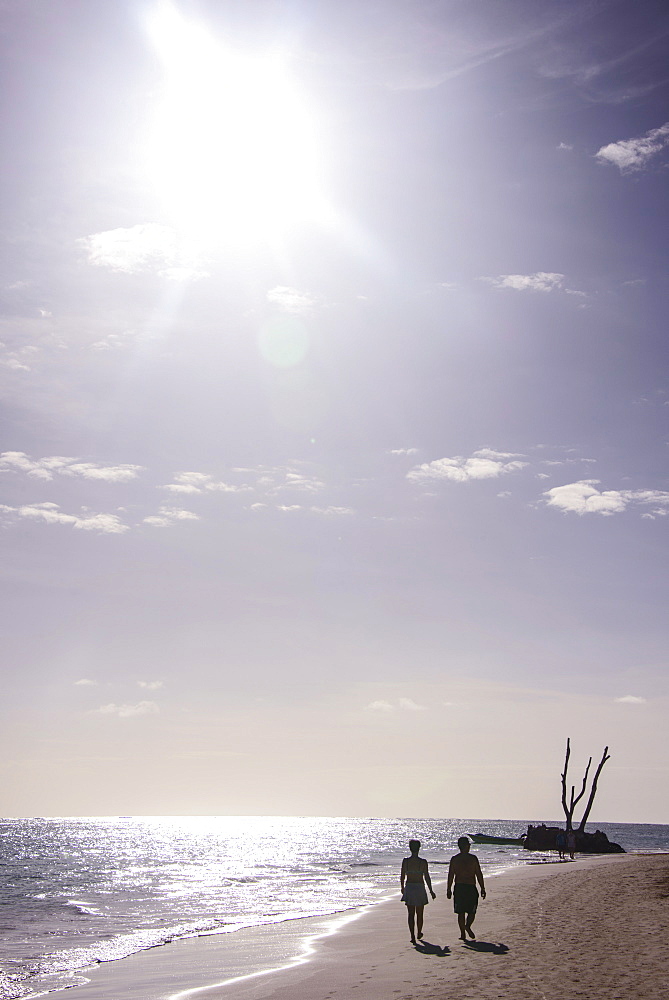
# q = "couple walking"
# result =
<box><xmin>400</xmin><ymin>837</ymin><xmax>486</xmax><ymax>944</ymax></box>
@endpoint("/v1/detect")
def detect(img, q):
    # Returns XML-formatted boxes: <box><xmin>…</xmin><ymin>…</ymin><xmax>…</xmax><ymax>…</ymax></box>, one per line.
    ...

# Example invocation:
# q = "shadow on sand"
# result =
<box><xmin>463</xmin><ymin>940</ymin><xmax>509</xmax><ymax>955</ymax></box>
<box><xmin>414</xmin><ymin>939</ymin><xmax>450</xmax><ymax>956</ymax></box>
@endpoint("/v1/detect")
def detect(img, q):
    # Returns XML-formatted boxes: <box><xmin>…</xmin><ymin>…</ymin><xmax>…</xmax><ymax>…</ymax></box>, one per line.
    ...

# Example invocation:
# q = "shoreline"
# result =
<box><xmin>36</xmin><ymin>852</ymin><xmax>669</xmax><ymax>1000</ymax></box>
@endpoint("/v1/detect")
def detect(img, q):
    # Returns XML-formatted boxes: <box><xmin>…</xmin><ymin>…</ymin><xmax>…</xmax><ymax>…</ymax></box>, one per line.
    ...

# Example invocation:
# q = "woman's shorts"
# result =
<box><xmin>402</xmin><ymin>882</ymin><xmax>429</xmax><ymax>906</ymax></box>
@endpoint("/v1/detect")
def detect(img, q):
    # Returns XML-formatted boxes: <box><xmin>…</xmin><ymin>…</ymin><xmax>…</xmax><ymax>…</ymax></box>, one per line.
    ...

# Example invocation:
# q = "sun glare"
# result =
<box><xmin>144</xmin><ymin>3</ymin><xmax>328</xmax><ymax>247</ymax></box>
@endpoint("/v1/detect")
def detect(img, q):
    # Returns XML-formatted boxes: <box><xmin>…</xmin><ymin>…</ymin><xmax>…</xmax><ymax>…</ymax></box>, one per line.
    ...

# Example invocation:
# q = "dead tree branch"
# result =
<box><xmin>578</xmin><ymin>747</ymin><xmax>611</xmax><ymax>833</ymax></box>
<box><xmin>561</xmin><ymin>739</ymin><xmax>610</xmax><ymax>833</ymax></box>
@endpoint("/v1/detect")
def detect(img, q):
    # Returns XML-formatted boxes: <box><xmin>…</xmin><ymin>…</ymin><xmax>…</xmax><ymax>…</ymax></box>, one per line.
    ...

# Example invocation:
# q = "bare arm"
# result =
<box><xmin>400</xmin><ymin>857</ymin><xmax>407</xmax><ymax>891</ymax></box>
<box><xmin>447</xmin><ymin>858</ymin><xmax>455</xmax><ymax>897</ymax></box>
<box><xmin>422</xmin><ymin>859</ymin><xmax>436</xmax><ymax>898</ymax></box>
<box><xmin>475</xmin><ymin>858</ymin><xmax>486</xmax><ymax>897</ymax></box>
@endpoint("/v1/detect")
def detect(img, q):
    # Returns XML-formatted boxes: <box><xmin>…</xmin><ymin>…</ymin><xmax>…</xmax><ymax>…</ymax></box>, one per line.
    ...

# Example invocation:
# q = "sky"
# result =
<box><xmin>1</xmin><ymin>0</ymin><xmax>668</xmax><ymax>822</ymax></box>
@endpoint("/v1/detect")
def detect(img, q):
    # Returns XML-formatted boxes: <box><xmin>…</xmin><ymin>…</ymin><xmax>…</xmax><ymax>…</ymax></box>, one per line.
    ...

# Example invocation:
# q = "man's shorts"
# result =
<box><xmin>453</xmin><ymin>883</ymin><xmax>479</xmax><ymax>915</ymax></box>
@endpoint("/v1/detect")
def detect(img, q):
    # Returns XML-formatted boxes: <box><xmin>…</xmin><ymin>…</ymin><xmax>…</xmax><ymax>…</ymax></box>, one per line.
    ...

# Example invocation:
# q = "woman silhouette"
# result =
<box><xmin>400</xmin><ymin>839</ymin><xmax>436</xmax><ymax>944</ymax></box>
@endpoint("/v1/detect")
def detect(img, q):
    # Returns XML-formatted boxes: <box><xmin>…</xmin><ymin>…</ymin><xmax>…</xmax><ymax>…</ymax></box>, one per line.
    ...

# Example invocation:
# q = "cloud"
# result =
<box><xmin>398</xmin><ymin>697</ymin><xmax>426</xmax><ymax>711</ymax></box>
<box><xmin>278</xmin><ymin>471</ymin><xmax>324</xmax><ymax>493</ymax></box>
<box><xmin>91</xmin><ymin>330</ymin><xmax>137</xmax><ymax>351</ymax></box>
<box><xmin>250</xmin><ymin>465</ymin><xmax>325</xmax><ymax>497</ymax></box>
<box><xmin>74</xmin><ymin>678</ymin><xmax>97</xmax><ymax>686</ymax></box>
<box><xmin>0</xmin><ymin>452</ymin><xmax>142</xmax><ymax>483</ymax></box>
<box><xmin>0</xmin><ymin>343</ymin><xmax>37</xmax><ymax>371</ymax></box>
<box><xmin>137</xmin><ymin>680</ymin><xmax>163</xmax><ymax>691</ymax></box>
<box><xmin>544</xmin><ymin>481</ymin><xmax>669</xmax><ymax>517</ymax></box>
<box><xmin>407</xmin><ymin>448</ymin><xmax>527</xmax><ymax>484</ymax></box>
<box><xmin>160</xmin><ymin>471</ymin><xmax>250</xmax><ymax>495</ymax></box>
<box><xmin>161</xmin><ymin>466</ymin><xmax>318</xmax><ymax>498</ymax></box>
<box><xmin>0</xmin><ymin>502</ymin><xmax>128</xmax><ymax>534</ymax></box>
<box><xmin>95</xmin><ymin>701</ymin><xmax>160</xmax><ymax>718</ymax></box>
<box><xmin>61</xmin><ymin>463</ymin><xmax>142</xmax><ymax>483</ymax></box>
<box><xmin>544</xmin><ymin>482</ymin><xmax>628</xmax><ymax>516</ymax></box>
<box><xmin>367</xmin><ymin>698</ymin><xmax>426</xmax><ymax>712</ymax></box>
<box><xmin>267</xmin><ymin>286</ymin><xmax>315</xmax><ymax>314</ymax></box>
<box><xmin>143</xmin><ymin>506</ymin><xmax>199</xmax><ymax>527</ymax></box>
<box><xmin>614</xmin><ymin>695</ymin><xmax>647</xmax><ymax>705</ymax></box>
<box><xmin>557</xmin><ymin>142</ymin><xmax>573</xmax><ymax>151</ymax></box>
<box><xmin>595</xmin><ymin>122</ymin><xmax>669</xmax><ymax>173</ymax></box>
<box><xmin>486</xmin><ymin>272</ymin><xmax>564</xmax><ymax>292</ymax></box>
<box><xmin>310</xmin><ymin>506</ymin><xmax>354</xmax><ymax>516</ymax></box>
<box><xmin>389</xmin><ymin>448</ymin><xmax>419</xmax><ymax>456</ymax></box>
<box><xmin>79</xmin><ymin>224</ymin><xmax>208</xmax><ymax>279</ymax></box>
<box><xmin>0</xmin><ymin>452</ymin><xmax>68</xmax><ymax>480</ymax></box>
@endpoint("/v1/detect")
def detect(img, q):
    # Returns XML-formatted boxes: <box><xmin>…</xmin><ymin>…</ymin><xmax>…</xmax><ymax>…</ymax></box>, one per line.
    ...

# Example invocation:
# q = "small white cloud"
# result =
<box><xmin>596</xmin><ymin>122</ymin><xmax>669</xmax><ymax>173</ymax></box>
<box><xmin>398</xmin><ymin>697</ymin><xmax>426</xmax><ymax>711</ymax></box>
<box><xmin>544</xmin><ymin>481</ymin><xmax>626</xmax><ymax>516</ymax></box>
<box><xmin>367</xmin><ymin>698</ymin><xmax>427</xmax><ymax>712</ymax></box>
<box><xmin>143</xmin><ymin>506</ymin><xmax>199</xmax><ymax>527</ymax></box>
<box><xmin>160</xmin><ymin>482</ymin><xmax>202</xmax><ymax>494</ymax></box>
<box><xmin>207</xmin><ymin>481</ymin><xmax>251</xmax><ymax>493</ymax></box>
<box><xmin>276</xmin><ymin>504</ymin><xmax>302</xmax><ymax>512</ymax></box>
<box><xmin>267</xmin><ymin>286</ymin><xmax>315</xmax><ymax>314</ymax></box>
<box><xmin>233</xmin><ymin>463</ymin><xmax>324</xmax><ymax>498</ymax></box>
<box><xmin>160</xmin><ymin>471</ymin><xmax>211</xmax><ymax>494</ymax></box>
<box><xmin>74</xmin><ymin>678</ymin><xmax>97</xmax><ymax>686</ymax></box>
<box><xmin>486</xmin><ymin>272</ymin><xmax>564</xmax><ymax>292</ymax></box>
<box><xmin>408</xmin><ymin>448</ymin><xmax>527</xmax><ymax>485</ymax></box>
<box><xmin>79</xmin><ymin>224</ymin><xmax>208</xmax><ymax>279</ymax></box>
<box><xmin>0</xmin><ymin>502</ymin><xmax>128</xmax><ymax>534</ymax></box>
<box><xmin>310</xmin><ymin>505</ymin><xmax>354</xmax><ymax>516</ymax></box>
<box><xmin>62</xmin><ymin>462</ymin><xmax>142</xmax><ymax>483</ymax></box>
<box><xmin>614</xmin><ymin>695</ymin><xmax>647</xmax><ymax>704</ymax></box>
<box><xmin>137</xmin><ymin>680</ymin><xmax>163</xmax><ymax>691</ymax></box>
<box><xmin>0</xmin><ymin>452</ymin><xmax>66</xmax><ymax>480</ymax></box>
<box><xmin>0</xmin><ymin>350</ymin><xmax>33</xmax><ymax>371</ymax></box>
<box><xmin>557</xmin><ymin>142</ymin><xmax>573</xmax><ymax>151</ymax></box>
<box><xmin>544</xmin><ymin>482</ymin><xmax>669</xmax><ymax>517</ymax></box>
<box><xmin>96</xmin><ymin>701</ymin><xmax>160</xmax><ymax>718</ymax></box>
<box><xmin>92</xmin><ymin>330</ymin><xmax>136</xmax><ymax>351</ymax></box>
<box><xmin>160</xmin><ymin>470</ymin><xmax>253</xmax><ymax>495</ymax></box>
<box><xmin>497</xmin><ymin>490</ymin><xmax>512</xmax><ymax>497</ymax></box>
<box><xmin>0</xmin><ymin>451</ymin><xmax>142</xmax><ymax>483</ymax></box>
<box><xmin>389</xmin><ymin>448</ymin><xmax>419</xmax><ymax>456</ymax></box>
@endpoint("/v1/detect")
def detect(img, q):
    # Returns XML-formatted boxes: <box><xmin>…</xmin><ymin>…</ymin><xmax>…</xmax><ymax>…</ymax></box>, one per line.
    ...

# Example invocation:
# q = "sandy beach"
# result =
<box><xmin>64</xmin><ymin>853</ymin><xmax>668</xmax><ymax>1000</ymax></box>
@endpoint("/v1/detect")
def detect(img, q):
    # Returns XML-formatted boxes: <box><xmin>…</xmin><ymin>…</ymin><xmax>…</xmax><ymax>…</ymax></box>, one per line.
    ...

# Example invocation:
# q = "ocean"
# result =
<box><xmin>2</xmin><ymin>815</ymin><xmax>667</xmax><ymax>1000</ymax></box>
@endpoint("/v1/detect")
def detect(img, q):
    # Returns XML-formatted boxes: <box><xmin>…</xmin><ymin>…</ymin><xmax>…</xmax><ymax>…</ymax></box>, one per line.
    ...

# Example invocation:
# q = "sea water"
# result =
<box><xmin>1</xmin><ymin>815</ymin><xmax>667</xmax><ymax>999</ymax></box>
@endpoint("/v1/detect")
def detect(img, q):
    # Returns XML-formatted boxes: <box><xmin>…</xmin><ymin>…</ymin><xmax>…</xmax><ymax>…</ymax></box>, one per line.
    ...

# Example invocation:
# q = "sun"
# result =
<box><xmin>144</xmin><ymin>2</ymin><xmax>329</xmax><ymax>248</ymax></box>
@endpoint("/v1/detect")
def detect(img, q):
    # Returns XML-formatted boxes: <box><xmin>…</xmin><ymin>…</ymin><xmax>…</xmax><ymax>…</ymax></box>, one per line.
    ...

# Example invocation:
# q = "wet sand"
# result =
<box><xmin>64</xmin><ymin>853</ymin><xmax>669</xmax><ymax>1000</ymax></box>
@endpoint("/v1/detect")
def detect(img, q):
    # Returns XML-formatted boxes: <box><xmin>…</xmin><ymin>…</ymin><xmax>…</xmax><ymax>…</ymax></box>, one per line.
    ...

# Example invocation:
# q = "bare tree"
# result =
<box><xmin>560</xmin><ymin>738</ymin><xmax>610</xmax><ymax>833</ymax></box>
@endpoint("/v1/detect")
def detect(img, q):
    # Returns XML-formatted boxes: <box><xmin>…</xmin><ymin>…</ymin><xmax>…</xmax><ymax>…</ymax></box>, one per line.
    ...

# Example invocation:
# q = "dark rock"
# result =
<box><xmin>523</xmin><ymin>823</ymin><xmax>625</xmax><ymax>853</ymax></box>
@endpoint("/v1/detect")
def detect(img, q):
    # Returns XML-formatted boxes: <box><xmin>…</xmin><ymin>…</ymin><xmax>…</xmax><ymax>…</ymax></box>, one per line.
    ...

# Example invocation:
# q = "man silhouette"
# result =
<box><xmin>447</xmin><ymin>836</ymin><xmax>486</xmax><ymax>940</ymax></box>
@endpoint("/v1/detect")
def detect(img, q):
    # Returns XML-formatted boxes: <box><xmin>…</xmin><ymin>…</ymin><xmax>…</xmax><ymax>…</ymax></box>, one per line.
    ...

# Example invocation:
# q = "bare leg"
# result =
<box><xmin>464</xmin><ymin>911</ymin><xmax>476</xmax><ymax>938</ymax></box>
<box><xmin>407</xmin><ymin>905</ymin><xmax>416</xmax><ymax>943</ymax></box>
<box><xmin>416</xmin><ymin>905</ymin><xmax>424</xmax><ymax>939</ymax></box>
<box><xmin>458</xmin><ymin>912</ymin><xmax>467</xmax><ymax>940</ymax></box>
